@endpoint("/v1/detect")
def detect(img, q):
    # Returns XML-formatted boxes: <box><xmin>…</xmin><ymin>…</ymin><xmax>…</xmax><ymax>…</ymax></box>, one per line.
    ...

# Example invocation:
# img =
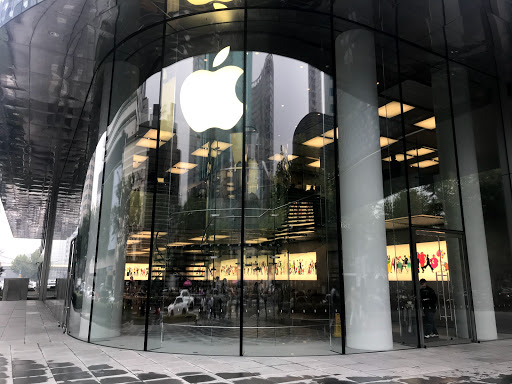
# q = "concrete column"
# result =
<box><xmin>450</xmin><ymin>68</ymin><xmax>498</xmax><ymax>341</ymax></box>
<box><xmin>39</xmin><ymin>184</ymin><xmax>59</xmax><ymax>302</ymax></box>
<box><xmin>335</xmin><ymin>30</ymin><xmax>393</xmax><ymax>351</ymax></box>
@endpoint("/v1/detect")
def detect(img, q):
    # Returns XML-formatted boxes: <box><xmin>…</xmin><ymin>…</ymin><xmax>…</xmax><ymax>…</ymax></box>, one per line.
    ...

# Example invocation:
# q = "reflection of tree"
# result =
<box><xmin>384</xmin><ymin>186</ymin><xmax>444</xmax><ymax>220</ymax></box>
<box><xmin>0</xmin><ymin>251</ymin><xmax>4</xmax><ymax>277</ymax></box>
<box><xmin>271</xmin><ymin>148</ymin><xmax>291</xmax><ymax>228</ymax></box>
<box><xmin>11</xmin><ymin>249</ymin><xmax>42</xmax><ymax>279</ymax></box>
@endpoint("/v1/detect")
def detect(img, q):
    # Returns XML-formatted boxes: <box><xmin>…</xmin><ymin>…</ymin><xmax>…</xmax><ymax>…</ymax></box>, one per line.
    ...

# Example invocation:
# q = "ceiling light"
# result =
<box><xmin>144</xmin><ymin>129</ymin><xmax>174</xmax><ymax>141</ymax></box>
<box><xmin>378</xmin><ymin>101</ymin><xmax>415</xmax><ymax>118</ymax></box>
<box><xmin>382</xmin><ymin>154</ymin><xmax>412</xmax><ymax>162</ymax></box>
<box><xmin>157</xmin><ymin>177</ymin><xmax>164</xmax><ymax>183</ymax></box>
<box><xmin>406</xmin><ymin>147</ymin><xmax>436</xmax><ymax>157</ymax></box>
<box><xmin>414</xmin><ymin>117</ymin><xmax>436</xmax><ymax>130</ymax></box>
<box><xmin>168</xmin><ymin>242</ymin><xmax>193</xmax><ymax>247</ymax></box>
<box><xmin>133</xmin><ymin>155</ymin><xmax>148</xmax><ymax>163</ymax></box>
<box><xmin>192</xmin><ymin>148</ymin><xmax>212</xmax><ymax>158</ymax></box>
<box><xmin>323</xmin><ymin>128</ymin><xmax>339</xmax><ymax>139</ymax></box>
<box><xmin>209</xmin><ymin>140</ymin><xmax>232</xmax><ymax>151</ymax></box>
<box><xmin>192</xmin><ymin>141</ymin><xmax>232</xmax><ymax>157</ymax></box>
<box><xmin>170</xmin><ymin>168</ymin><xmax>188</xmax><ymax>174</ymax></box>
<box><xmin>302</xmin><ymin>136</ymin><xmax>334</xmax><ymax>148</ymax></box>
<box><xmin>308</xmin><ymin>160</ymin><xmax>321</xmax><ymax>168</ymax></box>
<box><xmin>189</xmin><ymin>235</ymin><xmax>229</xmax><ymax>241</ymax></box>
<box><xmin>410</xmin><ymin>160</ymin><xmax>439</xmax><ymax>168</ymax></box>
<box><xmin>380</xmin><ymin>136</ymin><xmax>398</xmax><ymax>147</ymax></box>
<box><xmin>268</xmin><ymin>154</ymin><xmax>298</xmax><ymax>161</ymax></box>
<box><xmin>246</xmin><ymin>238</ymin><xmax>268</xmax><ymax>244</ymax></box>
<box><xmin>136</xmin><ymin>138</ymin><xmax>165</xmax><ymax>149</ymax></box>
<box><xmin>127</xmin><ymin>239</ymin><xmax>141</xmax><ymax>245</ymax></box>
<box><xmin>173</xmin><ymin>162</ymin><xmax>197</xmax><ymax>170</ymax></box>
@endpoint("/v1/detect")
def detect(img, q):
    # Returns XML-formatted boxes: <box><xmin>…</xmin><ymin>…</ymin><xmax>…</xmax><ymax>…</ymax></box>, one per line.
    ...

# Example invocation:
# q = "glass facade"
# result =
<box><xmin>23</xmin><ymin>0</ymin><xmax>510</xmax><ymax>356</ymax></box>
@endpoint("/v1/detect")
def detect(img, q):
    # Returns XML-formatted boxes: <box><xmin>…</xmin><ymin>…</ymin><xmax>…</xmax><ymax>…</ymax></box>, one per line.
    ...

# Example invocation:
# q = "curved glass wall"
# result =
<box><xmin>62</xmin><ymin>1</ymin><xmax>512</xmax><ymax>355</ymax></box>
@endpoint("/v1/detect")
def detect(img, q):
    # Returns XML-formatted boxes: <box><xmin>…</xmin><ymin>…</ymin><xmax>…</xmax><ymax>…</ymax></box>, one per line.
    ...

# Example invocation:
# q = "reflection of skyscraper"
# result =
<box><xmin>308</xmin><ymin>65</ymin><xmax>323</xmax><ymax>113</ymax></box>
<box><xmin>308</xmin><ymin>65</ymin><xmax>335</xmax><ymax>115</ymax></box>
<box><xmin>248</xmin><ymin>54</ymin><xmax>274</xmax><ymax>201</ymax></box>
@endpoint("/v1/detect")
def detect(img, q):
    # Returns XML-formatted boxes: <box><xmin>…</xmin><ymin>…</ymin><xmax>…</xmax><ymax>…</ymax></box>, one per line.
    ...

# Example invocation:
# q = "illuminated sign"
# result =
<box><xmin>125</xmin><ymin>263</ymin><xmax>149</xmax><ymax>280</ymax></box>
<box><xmin>387</xmin><ymin>241</ymin><xmax>450</xmax><ymax>282</ymax></box>
<box><xmin>180</xmin><ymin>46</ymin><xmax>243</xmax><ymax>132</ymax></box>
<box><xmin>213</xmin><ymin>252</ymin><xmax>317</xmax><ymax>281</ymax></box>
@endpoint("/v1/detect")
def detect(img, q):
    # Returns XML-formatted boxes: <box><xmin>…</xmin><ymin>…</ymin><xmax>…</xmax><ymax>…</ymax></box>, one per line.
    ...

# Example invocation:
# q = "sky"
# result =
<box><xmin>0</xmin><ymin>199</ymin><xmax>41</xmax><ymax>266</ymax></box>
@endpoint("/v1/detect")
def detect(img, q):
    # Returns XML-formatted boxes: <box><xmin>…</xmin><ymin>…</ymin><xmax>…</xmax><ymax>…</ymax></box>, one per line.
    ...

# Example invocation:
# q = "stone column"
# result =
<box><xmin>450</xmin><ymin>67</ymin><xmax>498</xmax><ymax>341</ymax></box>
<box><xmin>335</xmin><ymin>29</ymin><xmax>393</xmax><ymax>351</ymax></box>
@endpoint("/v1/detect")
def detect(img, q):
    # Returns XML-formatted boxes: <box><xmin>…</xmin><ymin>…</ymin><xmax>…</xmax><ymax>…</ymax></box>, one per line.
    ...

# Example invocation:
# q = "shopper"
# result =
<box><xmin>420</xmin><ymin>278</ymin><xmax>438</xmax><ymax>338</ymax></box>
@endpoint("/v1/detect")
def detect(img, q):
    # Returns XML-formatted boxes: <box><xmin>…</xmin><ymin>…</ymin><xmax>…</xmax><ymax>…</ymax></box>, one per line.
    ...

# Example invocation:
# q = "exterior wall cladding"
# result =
<box><xmin>1</xmin><ymin>0</ymin><xmax>512</xmax><ymax>356</ymax></box>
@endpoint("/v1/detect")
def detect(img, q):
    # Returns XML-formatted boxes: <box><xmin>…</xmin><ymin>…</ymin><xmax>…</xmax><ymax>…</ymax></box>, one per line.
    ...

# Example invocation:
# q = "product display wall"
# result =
<box><xmin>10</xmin><ymin>0</ymin><xmax>508</xmax><ymax>356</ymax></box>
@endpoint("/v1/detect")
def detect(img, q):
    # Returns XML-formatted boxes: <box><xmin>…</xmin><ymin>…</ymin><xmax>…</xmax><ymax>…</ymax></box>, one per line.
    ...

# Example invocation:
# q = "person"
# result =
<box><xmin>419</xmin><ymin>278</ymin><xmax>438</xmax><ymax>338</ymax></box>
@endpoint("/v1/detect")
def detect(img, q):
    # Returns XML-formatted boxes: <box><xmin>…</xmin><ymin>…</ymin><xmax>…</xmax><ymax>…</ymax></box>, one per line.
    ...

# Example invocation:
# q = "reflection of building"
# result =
<box><xmin>248</xmin><ymin>54</ymin><xmax>274</xmax><ymax>202</ymax></box>
<box><xmin>1</xmin><ymin>0</ymin><xmax>511</xmax><ymax>358</ymax></box>
<box><xmin>308</xmin><ymin>65</ymin><xmax>323</xmax><ymax>113</ymax></box>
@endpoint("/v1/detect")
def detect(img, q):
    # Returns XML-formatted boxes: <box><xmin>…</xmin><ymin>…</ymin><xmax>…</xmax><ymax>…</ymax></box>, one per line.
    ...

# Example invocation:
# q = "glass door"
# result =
<box><xmin>413</xmin><ymin>230</ymin><xmax>473</xmax><ymax>345</ymax></box>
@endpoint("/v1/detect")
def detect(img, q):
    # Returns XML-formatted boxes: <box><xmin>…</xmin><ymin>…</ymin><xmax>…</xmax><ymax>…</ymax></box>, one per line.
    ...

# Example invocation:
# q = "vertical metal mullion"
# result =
<box><xmin>240</xmin><ymin>2</ymin><xmax>248</xmax><ymax>357</ymax></box>
<box><xmin>88</xmin><ymin>42</ymin><xmax>118</xmax><ymax>344</ymax></box>
<box><xmin>393</xmin><ymin>5</ymin><xmax>423</xmax><ymax>347</ymax></box>
<box><xmin>329</xmin><ymin>0</ymin><xmax>346</xmax><ymax>355</ymax></box>
<box><xmin>144</xmin><ymin>20</ymin><xmax>167</xmax><ymax>352</ymax></box>
<box><xmin>440</xmin><ymin>0</ymin><xmax>477</xmax><ymax>342</ymax></box>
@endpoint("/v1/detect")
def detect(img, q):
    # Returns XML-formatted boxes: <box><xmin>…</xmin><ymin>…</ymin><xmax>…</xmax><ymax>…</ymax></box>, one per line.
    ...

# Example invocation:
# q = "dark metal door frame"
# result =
<box><xmin>411</xmin><ymin>227</ymin><xmax>476</xmax><ymax>347</ymax></box>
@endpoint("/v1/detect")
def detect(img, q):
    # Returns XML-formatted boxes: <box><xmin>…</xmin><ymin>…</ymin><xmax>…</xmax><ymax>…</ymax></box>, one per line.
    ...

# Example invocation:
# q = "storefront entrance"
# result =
<box><xmin>413</xmin><ymin>230</ymin><xmax>474</xmax><ymax>346</ymax></box>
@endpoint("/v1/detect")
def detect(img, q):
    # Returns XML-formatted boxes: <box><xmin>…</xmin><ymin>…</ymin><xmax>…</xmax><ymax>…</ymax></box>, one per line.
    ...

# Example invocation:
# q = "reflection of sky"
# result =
<box><xmin>0</xmin><ymin>199</ymin><xmax>41</xmax><ymax>266</ymax></box>
<box><xmin>152</xmin><ymin>51</ymin><xmax>318</xmax><ymax>206</ymax></box>
<box><xmin>252</xmin><ymin>53</ymin><xmax>309</xmax><ymax>156</ymax></box>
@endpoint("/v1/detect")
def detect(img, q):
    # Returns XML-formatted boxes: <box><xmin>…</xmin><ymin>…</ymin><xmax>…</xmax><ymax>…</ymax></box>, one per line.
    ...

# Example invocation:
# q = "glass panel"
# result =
<box><xmin>90</xmin><ymin>32</ymin><xmax>163</xmax><ymax>349</ymax></box>
<box><xmin>377</xmin><ymin>35</ymin><xmax>419</xmax><ymax>349</ymax></box>
<box><xmin>243</xmin><ymin>11</ymin><xmax>340</xmax><ymax>356</ymax></box>
<box><xmin>147</xmin><ymin>22</ymin><xmax>244</xmax><ymax>355</ymax></box>
<box><xmin>67</xmin><ymin>57</ymin><xmax>113</xmax><ymax>340</ymax></box>
<box><xmin>415</xmin><ymin>230</ymin><xmax>472</xmax><ymax>345</ymax></box>
<box><xmin>449</xmin><ymin>63</ymin><xmax>512</xmax><ymax>340</ymax></box>
<box><xmin>398</xmin><ymin>43</ymin><xmax>463</xmax><ymax>231</ymax></box>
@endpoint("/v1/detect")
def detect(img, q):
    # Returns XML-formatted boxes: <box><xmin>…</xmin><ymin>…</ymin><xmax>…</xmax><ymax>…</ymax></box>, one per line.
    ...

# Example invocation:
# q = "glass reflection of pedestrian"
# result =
<box><xmin>212</xmin><ymin>289</ymin><xmax>222</xmax><ymax>319</ymax></box>
<box><xmin>420</xmin><ymin>279</ymin><xmax>438</xmax><ymax>339</ymax></box>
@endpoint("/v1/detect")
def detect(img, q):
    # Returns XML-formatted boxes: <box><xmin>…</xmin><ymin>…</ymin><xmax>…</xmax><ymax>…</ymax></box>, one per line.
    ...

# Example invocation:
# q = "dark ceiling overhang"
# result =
<box><xmin>0</xmin><ymin>0</ymin><xmax>510</xmax><ymax>240</ymax></box>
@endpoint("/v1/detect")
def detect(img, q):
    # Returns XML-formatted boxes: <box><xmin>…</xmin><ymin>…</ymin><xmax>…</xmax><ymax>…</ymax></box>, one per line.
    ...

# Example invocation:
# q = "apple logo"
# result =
<box><xmin>187</xmin><ymin>0</ymin><xmax>232</xmax><ymax>10</ymax></box>
<box><xmin>180</xmin><ymin>46</ymin><xmax>243</xmax><ymax>133</ymax></box>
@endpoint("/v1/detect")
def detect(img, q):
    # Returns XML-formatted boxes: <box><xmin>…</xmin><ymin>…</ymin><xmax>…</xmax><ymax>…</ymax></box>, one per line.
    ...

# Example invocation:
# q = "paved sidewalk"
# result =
<box><xmin>0</xmin><ymin>301</ymin><xmax>511</xmax><ymax>384</ymax></box>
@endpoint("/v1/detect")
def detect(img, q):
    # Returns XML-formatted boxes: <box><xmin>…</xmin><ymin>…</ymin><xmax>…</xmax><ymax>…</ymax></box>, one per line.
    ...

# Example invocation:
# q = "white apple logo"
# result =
<box><xmin>180</xmin><ymin>46</ymin><xmax>243</xmax><ymax>133</ymax></box>
<box><xmin>187</xmin><ymin>0</ymin><xmax>232</xmax><ymax>9</ymax></box>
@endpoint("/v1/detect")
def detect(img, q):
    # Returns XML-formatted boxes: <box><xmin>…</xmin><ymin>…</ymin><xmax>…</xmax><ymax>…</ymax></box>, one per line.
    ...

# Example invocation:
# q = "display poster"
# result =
<box><xmin>387</xmin><ymin>241</ymin><xmax>449</xmax><ymax>282</ymax></box>
<box><xmin>186</xmin><ymin>264</ymin><xmax>206</xmax><ymax>280</ymax></box>
<box><xmin>125</xmin><ymin>263</ymin><xmax>149</xmax><ymax>280</ymax></box>
<box><xmin>211</xmin><ymin>252</ymin><xmax>317</xmax><ymax>281</ymax></box>
<box><xmin>218</xmin><ymin>259</ymin><xmax>238</xmax><ymax>281</ymax></box>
